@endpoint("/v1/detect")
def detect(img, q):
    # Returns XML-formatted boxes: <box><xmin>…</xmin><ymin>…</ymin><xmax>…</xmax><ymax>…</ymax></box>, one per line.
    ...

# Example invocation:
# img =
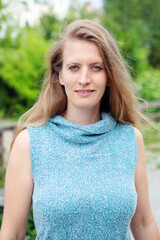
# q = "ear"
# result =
<box><xmin>59</xmin><ymin>72</ymin><xmax>64</xmax><ymax>85</ymax></box>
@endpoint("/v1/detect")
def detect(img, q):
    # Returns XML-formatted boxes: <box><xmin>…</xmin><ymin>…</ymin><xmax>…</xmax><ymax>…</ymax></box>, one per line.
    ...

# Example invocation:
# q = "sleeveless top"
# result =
<box><xmin>27</xmin><ymin>112</ymin><xmax>137</xmax><ymax>240</ymax></box>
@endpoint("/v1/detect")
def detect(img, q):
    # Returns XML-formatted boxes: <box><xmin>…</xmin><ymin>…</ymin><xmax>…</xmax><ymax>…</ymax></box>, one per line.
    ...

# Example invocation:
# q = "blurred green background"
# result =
<box><xmin>0</xmin><ymin>0</ymin><xmax>160</xmax><ymax>119</ymax></box>
<box><xmin>0</xmin><ymin>0</ymin><xmax>160</xmax><ymax>238</ymax></box>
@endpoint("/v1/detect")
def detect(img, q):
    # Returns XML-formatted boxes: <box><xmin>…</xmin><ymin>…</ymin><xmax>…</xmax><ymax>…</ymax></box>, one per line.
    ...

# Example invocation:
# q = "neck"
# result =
<box><xmin>61</xmin><ymin>107</ymin><xmax>101</xmax><ymax>125</ymax></box>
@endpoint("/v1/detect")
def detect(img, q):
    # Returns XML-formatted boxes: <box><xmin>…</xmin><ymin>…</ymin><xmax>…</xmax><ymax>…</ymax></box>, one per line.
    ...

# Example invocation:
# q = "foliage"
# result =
<box><xmin>136</xmin><ymin>68</ymin><xmax>160</xmax><ymax>102</ymax></box>
<box><xmin>102</xmin><ymin>0</ymin><xmax>145</xmax><ymax>74</ymax></box>
<box><xmin>102</xmin><ymin>0</ymin><xmax>160</xmax><ymax>68</ymax></box>
<box><xmin>0</xmin><ymin>168</ymin><xmax>5</xmax><ymax>188</ymax></box>
<box><xmin>148</xmin><ymin>29</ymin><xmax>160</xmax><ymax>68</ymax></box>
<box><xmin>0</xmin><ymin>1</ymin><xmax>159</xmax><ymax>237</ymax></box>
<box><xmin>0</xmin><ymin>0</ymin><xmax>7</xmax><ymax>27</ymax></box>
<box><xmin>0</xmin><ymin>211</ymin><xmax>3</xmax><ymax>228</ymax></box>
<box><xmin>141</xmin><ymin>0</ymin><xmax>160</xmax><ymax>67</ymax></box>
<box><xmin>142</xmin><ymin>121</ymin><xmax>160</xmax><ymax>153</ymax></box>
<box><xmin>134</xmin><ymin>48</ymin><xmax>160</xmax><ymax>102</ymax></box>
<box><xmin>38</xmin><ymin>11</ymin><xmax>61</xmax><ymax>40</ymax></box>
<box><xmin>0</xmin><ymin>0</ymin><xmax>21</xmax><ymax>48</ymax></box>
<box><xmin>0</xmin><ymin>3</ymin><xmax>60</xmax><ymax>119</ymax></box>
<box><xmin>102</xmin><ymin>0</ymin><xmax>160</xmax><ymax>102</ymax></box>
<box><xmin>0</xmin><ymin>0</ymin><xmax>159</xmax><ymax>120</ymax></box>
<box><xmin>26</xmin><ymin>207</ymin><xmax>36</xmax><ymax>239</ymax></box>
<box><xmin>0</xmin><ymin>29</ymin><xmax>49</xmax><ymax>118</ymax></box>
<box><xmin>64</xmin><ymin>0</ymin><xmax>102</xmax><ymax>24</ymax></box>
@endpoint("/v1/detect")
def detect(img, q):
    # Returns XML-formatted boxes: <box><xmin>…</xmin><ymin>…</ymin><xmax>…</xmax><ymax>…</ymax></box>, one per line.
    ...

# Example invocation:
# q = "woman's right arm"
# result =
<box><xmin>0</xmin><ymin>129</ymin><xmax>33</xmax><ymax>240</ymax></box>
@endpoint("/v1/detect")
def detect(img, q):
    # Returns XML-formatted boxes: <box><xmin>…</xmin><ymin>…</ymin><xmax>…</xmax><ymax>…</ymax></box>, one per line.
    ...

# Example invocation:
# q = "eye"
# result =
<box><xmin>69</xmin><ymin>65</ymin><xmax>79</xmax><ymax>71</ymax></box>
<box><xmin>92</xmin><ymin>65</ymin><xmax>102</xmax><ymax>71</ymax></box>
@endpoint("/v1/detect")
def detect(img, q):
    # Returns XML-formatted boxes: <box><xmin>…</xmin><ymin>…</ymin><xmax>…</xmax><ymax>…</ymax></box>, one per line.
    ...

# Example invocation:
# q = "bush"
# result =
<box><xmin>136</xmin><ymin>68</ymin><xmax>160</xmax><ymax>102</ymax></box>
<box><xmin>0</xmin><ymin>29</ymin><xmax>50</xmax><ymax>119</ymax></box>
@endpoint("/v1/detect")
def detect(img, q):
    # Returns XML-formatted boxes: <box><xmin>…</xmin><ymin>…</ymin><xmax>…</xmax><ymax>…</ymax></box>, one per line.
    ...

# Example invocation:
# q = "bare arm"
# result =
<box><xmin>0</xmin><ymin>129</ymin><xmax>33</xmax><ymax>240</ymax></box>
<box><xmin>131</xmin><ymin>127</ymin><xmax>160</xmax><ymax>240</ymax></box>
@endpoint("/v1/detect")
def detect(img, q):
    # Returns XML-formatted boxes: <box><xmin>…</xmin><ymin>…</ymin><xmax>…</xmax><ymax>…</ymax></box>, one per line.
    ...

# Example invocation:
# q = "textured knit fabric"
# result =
<box><xmin>27</xmin><ymin>112</ymin><xmax>137</xmax><ymax>240</ymax></box>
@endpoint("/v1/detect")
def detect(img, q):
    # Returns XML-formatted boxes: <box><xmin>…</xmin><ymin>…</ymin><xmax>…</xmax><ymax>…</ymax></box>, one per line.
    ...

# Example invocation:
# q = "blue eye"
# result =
<box><xmin>69</xmin><ymin>65</ymin><xmax>78</xmax><ymax>71</ymax></box>
<box><xmin>92</xmin><ymin>66</ymin><xmax>102</xmax><ymax>71</ymax></box>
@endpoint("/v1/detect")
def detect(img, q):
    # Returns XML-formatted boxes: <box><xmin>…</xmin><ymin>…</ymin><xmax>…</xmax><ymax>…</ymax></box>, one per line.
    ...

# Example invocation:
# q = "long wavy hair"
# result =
<box><xmin>13</xmin><ymin>19</ymin><xmax>144</xmax><ymax>143</ymax></box>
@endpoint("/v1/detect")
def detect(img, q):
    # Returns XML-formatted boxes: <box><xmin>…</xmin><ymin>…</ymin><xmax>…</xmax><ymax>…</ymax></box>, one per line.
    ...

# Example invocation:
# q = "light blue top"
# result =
<box><xmin>27</xmin><ymin>112</ymin><xmax>137</xmax><ymax>239</ymax></box>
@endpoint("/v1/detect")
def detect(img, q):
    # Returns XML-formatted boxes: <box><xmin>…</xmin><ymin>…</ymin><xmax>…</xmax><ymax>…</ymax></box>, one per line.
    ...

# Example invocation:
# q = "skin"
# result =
<box><xmin>0</xmin><ymin>39</ymin><xmax>159</xmax><ymax>239</ymax></box>
<box><xmin>59</xmin><ymin>38</ymin><xmax>107</xmax><ymax>125</ymax></box>
<box><xmin>0</xmin><ymin>129</ymin><xmax>33</xmax><ymax>239</ymax></box>
<box><xmin>131</xmin><ymin>128</ymin><xmax>160</xmax><ymax>239</ymax></box>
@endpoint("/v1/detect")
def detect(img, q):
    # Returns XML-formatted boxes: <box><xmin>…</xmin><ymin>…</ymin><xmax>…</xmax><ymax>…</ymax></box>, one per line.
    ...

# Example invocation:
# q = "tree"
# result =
<box><xmin>63</xmin><ymin>0</ymin><xmax>102</xmax><ymax>25</ymax></box>
<box><xmin>144</xmin><ymin>0</ymin><xmax>160</xmax><ymax>67</ymax></box>
<box><xmin>102</xmin><ymin>0</ymin><xmax>160</xmax><ymax>103</ymax></box>
<box><xmin>0</xmin><ymin>29</ymin><xmax>49</xmax><ymax>118</ymax></box>
<box><xmin>0</xmin><ymin>2</ymin><xmax>62</xmax><ymax>119</ymax></box>
<box><xmin>102</xmin><ymin>0</ymin><xmax>160</xmax><ymax>68</ymax></box>
<box><xmin>38</xmin><ymin>11</ymin><xmax>61</xmax><ymax>40</ymax></box>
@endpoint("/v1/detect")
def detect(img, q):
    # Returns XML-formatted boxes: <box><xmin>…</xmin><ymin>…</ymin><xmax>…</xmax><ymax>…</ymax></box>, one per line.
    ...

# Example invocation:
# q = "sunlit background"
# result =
<box><xmin>0</xmin><ymin>0</ymin><xmax>159</xmax><ymax>119</ymax></box>
<box><xmin>0</xmin><ymin>0</ymin><xmax>160</xmax><ymax>238</ymax></box>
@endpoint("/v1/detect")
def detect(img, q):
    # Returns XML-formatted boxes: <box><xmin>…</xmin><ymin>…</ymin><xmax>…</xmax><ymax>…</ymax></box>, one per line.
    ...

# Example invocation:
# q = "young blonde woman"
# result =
<box><xmin>0</xmin><ymin>19</ymin><xmax>159</xmax><ymax>239</ymax></box>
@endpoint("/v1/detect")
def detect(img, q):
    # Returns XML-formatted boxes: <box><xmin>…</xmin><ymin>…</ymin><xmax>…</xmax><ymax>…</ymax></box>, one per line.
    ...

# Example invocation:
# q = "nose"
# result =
<box><xmin>78</xmin><ymin>67</ymin><xmax>91</xmax><ymax>85</ymax></box>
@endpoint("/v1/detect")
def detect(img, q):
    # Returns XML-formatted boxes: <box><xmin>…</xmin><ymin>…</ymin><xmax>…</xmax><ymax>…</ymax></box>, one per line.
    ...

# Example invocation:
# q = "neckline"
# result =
<box><xmin>49</xmin><ymin>112</ymin><xmax>117</xmax><ymax>144</ymax></box>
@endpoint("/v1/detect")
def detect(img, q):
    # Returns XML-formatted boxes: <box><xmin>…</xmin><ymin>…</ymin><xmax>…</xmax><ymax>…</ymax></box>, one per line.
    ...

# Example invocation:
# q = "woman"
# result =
<box><xmin>0</xmin><ymin>19</ymin><xmax>159</xmax><ymax>239</ymax></box>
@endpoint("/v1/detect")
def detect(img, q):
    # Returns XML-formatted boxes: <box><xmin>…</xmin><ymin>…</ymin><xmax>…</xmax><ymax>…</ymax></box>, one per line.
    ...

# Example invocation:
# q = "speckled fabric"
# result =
<box><xmin>27</xmin><ymin>112</ymin><xmax>137</xmax><ymax>240</ymax></box>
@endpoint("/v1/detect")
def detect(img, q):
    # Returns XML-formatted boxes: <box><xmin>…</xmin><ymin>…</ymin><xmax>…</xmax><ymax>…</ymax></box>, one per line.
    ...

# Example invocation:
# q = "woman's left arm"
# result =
<box><xmin>130</xmin><ymin>127</ymin><xmax>160</xmax><ymax>240</ymax></box>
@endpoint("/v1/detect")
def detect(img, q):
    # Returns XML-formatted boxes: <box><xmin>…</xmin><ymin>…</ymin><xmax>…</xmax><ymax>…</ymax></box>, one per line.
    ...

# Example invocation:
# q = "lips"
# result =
<box><xmin>75</xmin><ymin>89</ymin><xmax>95</xmax><ymax>97</ymax></box>
<box><xmin>75</xmin><ymin>90</ymin><xmax>95</xmax><ymax>93</ymax></box>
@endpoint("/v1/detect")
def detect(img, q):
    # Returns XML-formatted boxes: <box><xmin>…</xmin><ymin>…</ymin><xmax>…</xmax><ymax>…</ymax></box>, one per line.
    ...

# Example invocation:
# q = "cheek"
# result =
<box><xmin>59</xmin><ymin>68</ymin><xmax>72</xmax><ymax>85</ymax></box>
<box><xmin>60</xmin><ymin>78</ymin><xmax>75</xmax><ymax>95</ymax></box>
<box><xmin>62</xmin><ymin>75</ymin><xmax>77</xmax><ymax>89</ymax></box>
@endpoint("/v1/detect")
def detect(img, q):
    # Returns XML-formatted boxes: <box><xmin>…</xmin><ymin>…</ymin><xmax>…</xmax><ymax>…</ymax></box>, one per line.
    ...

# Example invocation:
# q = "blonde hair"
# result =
<box><xmin>13</xmin><ymin>19</ymin><xmax>144</xmax><ymax>144</ymax></box>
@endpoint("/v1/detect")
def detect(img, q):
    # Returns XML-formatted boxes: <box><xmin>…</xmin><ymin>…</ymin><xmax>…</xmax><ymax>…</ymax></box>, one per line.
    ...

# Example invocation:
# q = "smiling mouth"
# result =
<box><xmin>75</xmin><ymin>90</ymin><xmax>95</xmax><ymax>93</ymax></box>
<box><xmin>75</xmin><ymin>90</ymin><xmax>95</xmax><ymax>97</ymax></box>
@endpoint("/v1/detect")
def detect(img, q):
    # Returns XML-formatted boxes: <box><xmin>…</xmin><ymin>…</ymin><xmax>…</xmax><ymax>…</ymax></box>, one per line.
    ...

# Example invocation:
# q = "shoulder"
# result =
<box><xmin>133</xmin><ymin>127</ymin><xmax>146</xmax><ymax>177</ymax></box>
<box><xmin>13</xmin><ymin>129</ymin><xmax>30</xmax><ymax>151</ymax></box>
<box><xmin>134</xmin><ymin>127</ymin><xmax>143</xmax><ymax>140</ymax></box>
<box><xmin>10</xmin><ymin>129</ymin><xmax>31</xmax><ymax>168</ymax></box>
<box><xmin>133</xmin><ymin>127</ymin><xmax>145</xmax><ymax>152</ymax></box>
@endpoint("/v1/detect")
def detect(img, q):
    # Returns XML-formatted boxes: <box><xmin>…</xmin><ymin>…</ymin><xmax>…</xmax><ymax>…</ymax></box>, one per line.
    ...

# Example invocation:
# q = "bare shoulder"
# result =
<box><xmin>7</xmin><ymin>128</ymin><xmax>32</xmax><ymax>184</ymax></box>
<box><xmin>10</xmin><ymin>129</ymin><xmax>31</xmax><ymax>168</ymax></box>
<box><xmin>133</xmin><ymin>127</ymin><xmax>145</xmax><ymax>152</ymax></box>
<box><xmin>133</xmin><ymin>127</ymin><xmax>143</xmax><ymax>141</ymax></box>
<box><xmin>13</xmin><ymin>129</ymin><xmax>30</xmax><ymax>148</ymax></box>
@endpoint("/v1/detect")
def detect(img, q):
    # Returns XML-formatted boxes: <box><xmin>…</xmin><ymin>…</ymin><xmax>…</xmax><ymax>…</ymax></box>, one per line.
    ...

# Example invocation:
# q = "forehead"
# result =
<box><xmin>62</xmin><ymin>38</ymin><xmax>103</xmax><ymax>63</ymax></box>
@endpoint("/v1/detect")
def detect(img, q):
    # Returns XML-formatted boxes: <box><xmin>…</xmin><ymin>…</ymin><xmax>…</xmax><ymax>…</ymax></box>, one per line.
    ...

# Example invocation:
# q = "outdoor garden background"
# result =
<box><xmin>0</xmin><ymin>0</ymin><xmax>160</xmax><ymax>238</ymax></box>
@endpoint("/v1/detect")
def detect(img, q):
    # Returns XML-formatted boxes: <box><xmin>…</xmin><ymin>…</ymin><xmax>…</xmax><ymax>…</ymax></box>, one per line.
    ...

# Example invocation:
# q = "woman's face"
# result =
<box><xmin>59</xmin><ymin>38</ymin><xmax>107</xmax><ymax>114</ymax></box>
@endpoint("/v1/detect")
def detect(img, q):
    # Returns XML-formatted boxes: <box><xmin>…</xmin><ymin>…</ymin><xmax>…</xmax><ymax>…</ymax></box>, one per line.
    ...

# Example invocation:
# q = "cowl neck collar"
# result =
<box><xmin>49</xmin><ymin>112</ymin><xmax>117</xmax><ymax>144</ymax></box>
